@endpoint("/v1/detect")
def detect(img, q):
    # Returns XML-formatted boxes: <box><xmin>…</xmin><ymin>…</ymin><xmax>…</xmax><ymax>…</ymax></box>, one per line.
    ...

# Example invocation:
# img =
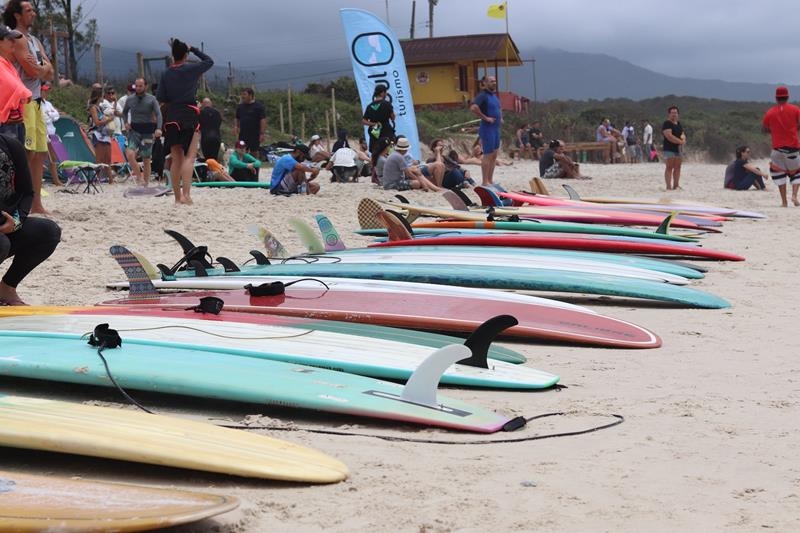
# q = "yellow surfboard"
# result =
<box><xmin>0</xmin><ymin>394</ymin><xmax>348</xmax><ymax>483</ymax></box>
<box><xmin>0</xmin><ymin>470</ymin><xmax>238</xmax><ymax>532</ymax></box>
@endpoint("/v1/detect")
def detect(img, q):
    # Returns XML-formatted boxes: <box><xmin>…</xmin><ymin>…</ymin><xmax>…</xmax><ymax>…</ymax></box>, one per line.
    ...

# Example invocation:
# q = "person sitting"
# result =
<box><xmin>202</xmin><ymin>157</ymin><xmax>235</xmax><ymax>182</ymax></box>
<box><xmin>396</xmin><ymin>135</ymin><xmax>446</xmax><ymax>186</ymax></box>
<box><xmin>515</xmin><ymin>122</ymin><xmax>533</xmax><ymax>160</ymax></box>
<box><xmin>381</xmin><ymin>137</ymin><xmax>442</xmax><ymax>192</ymax></box>
<box><xmin>528</xmin><ymin>120</ymin><xmax>544</xmax><ymax>159</ymax></box>
<box><xmin>539</xmin><ymin>139</ymin><xmax>591</xmax><ymax>179</ymax></box>
<box><xmin>595</xmin><ymin>118</ymin><xmax>619</xmax><ymax>163</ymax></box>
<box><xmin>332</xmin><ymin>129</ymin><xmax>349</xmax><ymax>153</ymax></box>
<box><xmin>269</xmin><ymin>144</ymin><xmax>320</xmax><ymax>195</ymax></box>
<box><xmin>327</xmin><ymin>143</ymin><xmax>366</xmax><ymax>183</ymax></box>
<box><xmin>307</xmin><ymin>134</ymin><xmax>332</xmax><ymax>163</ymax></box>
<box><xmin>0</xmin><ymin>134</ymin><xmax>61</xmax><ymax>305</ymax></box>
<box><xmin>228</xmin><ymin>140</ymin><xmax>261</xmax><ymax>182</ymax></box>
<box><xmin>428</xmin><ymin>138</ymin><xmax>473</xmax><ymax>189</ymax></box>
<box><xmin>356</xmin><ymin>137</ymin><xmax>372</xmax><ymax>177</ymax></box>
<box><xmin>724</xmin><ymin>146</ymin><xmax>767</xmax><ymax>191</ymax></box>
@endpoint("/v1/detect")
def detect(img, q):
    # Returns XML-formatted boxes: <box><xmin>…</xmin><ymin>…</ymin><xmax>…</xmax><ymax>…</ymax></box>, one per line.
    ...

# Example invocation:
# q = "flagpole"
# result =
<box><xmin>504</xmin><ymin>2</ymin><xmax>509</xmax><ymax>91</ymax></box>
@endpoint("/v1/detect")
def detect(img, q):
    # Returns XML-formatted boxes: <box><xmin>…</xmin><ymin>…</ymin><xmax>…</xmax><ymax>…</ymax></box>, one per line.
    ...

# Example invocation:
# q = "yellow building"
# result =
<box><xmin>400</xmin><ymin>33</ymin><xmax>526</xmax><ymax>111</ymax></box>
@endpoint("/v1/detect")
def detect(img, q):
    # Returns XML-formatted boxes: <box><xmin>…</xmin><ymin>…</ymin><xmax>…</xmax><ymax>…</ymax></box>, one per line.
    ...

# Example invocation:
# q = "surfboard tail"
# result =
<box><xmin>109</xmin><ymin>245</ymin><xmax>160</xmax><ymax>297</ymax></box>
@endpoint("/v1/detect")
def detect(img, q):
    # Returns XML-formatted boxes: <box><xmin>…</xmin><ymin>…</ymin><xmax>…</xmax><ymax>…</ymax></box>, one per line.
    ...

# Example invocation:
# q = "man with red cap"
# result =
<box><xmin>762</xmin><ymin>86</ymin><xmax>800</xmax><ymax>207</ymax></box>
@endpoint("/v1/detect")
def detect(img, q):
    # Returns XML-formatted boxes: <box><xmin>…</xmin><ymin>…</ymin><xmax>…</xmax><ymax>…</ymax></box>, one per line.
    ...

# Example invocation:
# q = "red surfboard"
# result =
<box><xmin>98</xmin><ymin>287</ymin><xmax>662</xmax><ymax>349</ymax></box>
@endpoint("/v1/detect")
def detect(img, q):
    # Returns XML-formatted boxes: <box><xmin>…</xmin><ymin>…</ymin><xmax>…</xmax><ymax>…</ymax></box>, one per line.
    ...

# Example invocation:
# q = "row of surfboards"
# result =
<box><xmin>1</xmin><ymin>188</ymin><xmax>758</xmax><ymax>530</ymax></box>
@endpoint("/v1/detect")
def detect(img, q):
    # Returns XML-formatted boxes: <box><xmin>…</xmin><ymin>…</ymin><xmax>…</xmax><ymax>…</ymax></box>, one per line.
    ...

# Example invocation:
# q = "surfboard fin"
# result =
<box><xmin>163</xmin><ymin>229</ymin><xmax>197</xmax><ymax>255</ymax></box>
<box><xmin>459</xmin><ymin>315</ymin><xmax>519</xmax><ymax>369</ymax></box>
<box><xmin>215</xmin><ymin>256</ymin><xmax>241</xmax><ymax>272</ymax></box>
<box><xmin>530</xmin><ymin>176</ymin><xmax>550</xmax><ymax>195</ymax></box>
<box><xmin>655</xmin><ymin>212</ymin><xmax>677</xmax><ymax>235</ymax></box>
<box><xmin>247</xmin><ymin>224</ymin><xmax>289</xmax><ymax>258</ymax></box>
<box><xmin>249</xmin><ymin>250</ymin><xmax>271</xmax><ymax>265</ymax></box>
<box><xmin>314</xmin><ymin>214</ymin><xmax>346</xmax><ymax>252</ymax></box>
<box><xmin>289</xmin><ymin>217</ymin><xmax>325</xmax><ymax>254</ymax></box>
<box><xmin>109</xmin><ymin>245</ymin><xmax>160</xmax><ymax>298</ymax></box>
<box><xmin>401</xmin><ymin>344</ymin><xmax>471</xmax><ymax>406</ymax></box>
<box><xmin>562</xmin><ymin>183</ymin><xmax>581</xmax><ymax>200</ymax></box>
<box><xmin>377</xmin><ymin>210</ymin><xmax>413</xmax><ymax>241</ymax></box>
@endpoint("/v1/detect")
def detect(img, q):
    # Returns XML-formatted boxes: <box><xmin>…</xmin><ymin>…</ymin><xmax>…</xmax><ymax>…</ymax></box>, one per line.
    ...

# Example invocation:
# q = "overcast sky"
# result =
<box><xmin>83</xmin><ymin>0</ymin><xmax>800</xmax><ymax>85</ymax></box>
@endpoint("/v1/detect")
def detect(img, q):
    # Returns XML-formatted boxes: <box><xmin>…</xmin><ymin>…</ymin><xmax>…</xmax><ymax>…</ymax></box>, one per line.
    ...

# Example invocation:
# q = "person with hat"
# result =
<box><xmin>308</xmin><ymin>134</ymin><xmax>331</xmax><ymax>163</ymax></box>
<box><xmin>0</xmin><ymin>23</ymin><xmax>30</xmax><ymax>144</ymax></box>
<box><xmin>762</xmin><ymin>86</ymin><xmax>800</xmax><ymax>207</ymax></box>
<box><xmin>3</xmin><ymin>0</ymin><xmax>54</xmax><ymax>214</ymax></box>
<box><xmin>269</xmin><ymin>144</ymin><xmax>320</xmax><ymax>195</ymax></box>
<box><xmin>228</xmin><ymin>139</ymin><xmax>262</xmax><ymax>182</ymax></box>
<box><xmin>661</xmin><ymin>105</ymin><xmax>686</xmax><ymax>190</ymax></box>
<box><xmin>380</xmin><ymin>136</ymin><xmax>442</xmax><ymax>192</ymax></box>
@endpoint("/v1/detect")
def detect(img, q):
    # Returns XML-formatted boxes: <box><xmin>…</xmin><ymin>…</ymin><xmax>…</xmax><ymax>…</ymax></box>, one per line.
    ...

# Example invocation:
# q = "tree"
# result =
<box><xmin>32</xmin><ymin>0</ymin><xmax>97</xmax><ymax>80</ymax></box>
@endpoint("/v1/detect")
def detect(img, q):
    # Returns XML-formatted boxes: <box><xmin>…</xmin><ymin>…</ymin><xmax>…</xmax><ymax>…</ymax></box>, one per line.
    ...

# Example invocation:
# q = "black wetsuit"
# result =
<box><xmin>0</xmin><ymin>134</ymin><xmax>61</xmax><ymax>288</ymax></box>
<box><xmin>199</xmin><ymin>105</ymin><xmax>222</xmax><ymax>160</ymax></box>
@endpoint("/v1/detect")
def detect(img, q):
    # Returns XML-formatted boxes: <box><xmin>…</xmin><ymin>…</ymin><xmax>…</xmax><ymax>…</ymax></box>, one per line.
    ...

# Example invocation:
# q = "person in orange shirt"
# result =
<box><xmin>762</xmin><ymin>86</ymin><xmax>800</xmax><ymax>207</ymax></box>
<box><xmin>203</xmin><ymin>157</ymin><xmax>234</xmax><ymax>182</ymax></box>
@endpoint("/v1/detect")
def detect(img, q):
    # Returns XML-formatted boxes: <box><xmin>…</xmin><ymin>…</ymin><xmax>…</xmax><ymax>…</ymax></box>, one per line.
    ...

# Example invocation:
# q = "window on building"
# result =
<box><xmin>458</xmin><ymin>65</ymin><xmax>468</xmax><ymax>92</ymax></box>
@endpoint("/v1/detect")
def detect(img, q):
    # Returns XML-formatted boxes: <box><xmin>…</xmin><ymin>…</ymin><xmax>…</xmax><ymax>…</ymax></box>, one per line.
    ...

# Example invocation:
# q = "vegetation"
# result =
<box><xmin>48</xmin><ymin>77</ymin><xmax>774</xmax><ymax>163</ymax></box>
<box><xmin>31</xmin><ymin>0</ymin><xmax>97</xmax><ymax>80</ymax></box>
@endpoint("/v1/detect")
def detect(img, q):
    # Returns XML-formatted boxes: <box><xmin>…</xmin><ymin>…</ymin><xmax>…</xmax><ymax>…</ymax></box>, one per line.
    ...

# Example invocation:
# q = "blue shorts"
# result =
<box><xmin>662</xmin><ymin>150</ymin><xmax>681</xmax><ymax>159</ymax></box>
<box><xmin>479</xmin><ymin>127</ymin><xmax>500</xmax><ymax>154</ymax></box>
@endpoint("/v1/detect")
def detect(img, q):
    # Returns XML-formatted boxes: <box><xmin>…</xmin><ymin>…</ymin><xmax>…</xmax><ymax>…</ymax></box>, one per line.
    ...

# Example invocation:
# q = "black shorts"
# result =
<box><xmin>163</xmin><ymin>120</ymin><xmax>197</xmax><ymax>155</ymax></box>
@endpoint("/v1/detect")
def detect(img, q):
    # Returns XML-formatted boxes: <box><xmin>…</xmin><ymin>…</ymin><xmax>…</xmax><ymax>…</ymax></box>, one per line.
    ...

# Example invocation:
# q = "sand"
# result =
<box><xmin>3</xmin><ymin>158</ymin><xmax>798</xmax><ymax>532</ymax></box>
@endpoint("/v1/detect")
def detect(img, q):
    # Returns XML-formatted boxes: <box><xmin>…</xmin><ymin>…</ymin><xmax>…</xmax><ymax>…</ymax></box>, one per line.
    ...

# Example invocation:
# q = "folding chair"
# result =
<box><xmin>49</xmin><ymin>135</ymin><xmax>104</xmax><ymax>194</ymax></box>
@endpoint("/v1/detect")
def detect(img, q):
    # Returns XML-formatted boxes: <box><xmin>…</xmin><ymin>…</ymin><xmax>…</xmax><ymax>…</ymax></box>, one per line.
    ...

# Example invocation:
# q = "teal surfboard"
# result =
<box><xmin>0</xmin><ymin>331</ymin><xmax>518</xmax><ymax>433</ymax></box>
<box><xmin>192</xmin><ymin>181</ymin><xmax>271</xmax><ymax>188</ymax></box>
<box><xmin>161</xmin><ymin>261</ymin><xmax>728</xmax><ymax>308</ymax></box>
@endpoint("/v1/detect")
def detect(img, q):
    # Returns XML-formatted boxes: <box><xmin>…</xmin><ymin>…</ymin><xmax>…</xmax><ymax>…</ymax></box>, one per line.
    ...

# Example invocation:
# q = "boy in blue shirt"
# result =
<box><xmin>270</xmin><ymin>144</ymin><xmax>320</xmax><ymax>195</ymax></box>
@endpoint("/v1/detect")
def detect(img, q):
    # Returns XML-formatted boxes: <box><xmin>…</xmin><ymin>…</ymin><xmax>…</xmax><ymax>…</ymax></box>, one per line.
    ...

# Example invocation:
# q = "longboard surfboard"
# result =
<box><xmin>0</xmin><ymin>470</ymin><xmax>239</xmax><ymax>532</ymax></box>
<box><xmin>0</xmin><ymin>394</ymin><xmax>348</xmax><ymax>483</ymax></box>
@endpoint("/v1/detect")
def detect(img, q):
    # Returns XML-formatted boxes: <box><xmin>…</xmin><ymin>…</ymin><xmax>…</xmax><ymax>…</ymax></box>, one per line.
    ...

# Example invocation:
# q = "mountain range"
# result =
<box><xmin>84</xmin><ymin>46</ymin><xmax>794</xmax><ymax>103</ymax></box>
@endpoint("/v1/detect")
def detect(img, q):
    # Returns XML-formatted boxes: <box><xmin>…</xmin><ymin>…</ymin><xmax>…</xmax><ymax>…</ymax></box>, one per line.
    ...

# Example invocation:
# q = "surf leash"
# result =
<box><xmin>220</xmin><ymin>411</ymin><xmax>625</xmax><ymax>445</ymax></box>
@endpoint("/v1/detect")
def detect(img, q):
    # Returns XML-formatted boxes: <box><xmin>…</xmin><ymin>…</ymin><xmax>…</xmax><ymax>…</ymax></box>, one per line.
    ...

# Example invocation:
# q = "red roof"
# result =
<box><xmin>400</xmin><ymin>34</ymin><xmax>522</xmax><ymax>65</ymax></box>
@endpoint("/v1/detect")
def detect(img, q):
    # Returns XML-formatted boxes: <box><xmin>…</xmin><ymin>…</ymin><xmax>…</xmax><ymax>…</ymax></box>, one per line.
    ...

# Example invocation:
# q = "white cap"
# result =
<box><xmin>310</xmin><ymin>134</ymin><xmax>320</xmax><ymax>141</ymax></box>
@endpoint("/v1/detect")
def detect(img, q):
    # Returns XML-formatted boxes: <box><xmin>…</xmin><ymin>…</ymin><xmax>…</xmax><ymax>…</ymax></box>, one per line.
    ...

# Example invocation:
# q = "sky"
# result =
<box><xmin>80</xmin><ymin>0</ymin><xmax>800</xmax><ymax>86</ymax></box>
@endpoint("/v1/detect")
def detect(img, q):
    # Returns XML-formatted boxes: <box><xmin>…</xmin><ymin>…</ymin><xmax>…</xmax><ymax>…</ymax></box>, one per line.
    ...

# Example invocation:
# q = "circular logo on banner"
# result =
<box><xmin>415</xmin><ymin>71</ymin><xmax>430</xmax><ymax>84</ymax></box>
<box><xmin>351</xmin><ymin>32</ymin><xmax>394</xmax><ymax>67</ymax></box>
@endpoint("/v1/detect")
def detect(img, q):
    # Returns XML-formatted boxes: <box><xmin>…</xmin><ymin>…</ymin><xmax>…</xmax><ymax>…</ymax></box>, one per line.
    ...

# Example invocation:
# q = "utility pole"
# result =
<box><xmin>93</xmin><ymin>42</ymin><xmax>103</xmax><ymax>84</ymax></box>
<box><xmin>136</xmin><ymin>52</ymin><xmax>144</xmax><ymax>79</ymax></box>
<box><xmin>227</xmin><ymin>62</ymin><xmax>234</xmax><ymax>98</ymax></box>
<box><xmin>201</xmin><ymin>42</ymin><xmax>209</xmax><ymax>93</ymax></box>
<box><xmin>410</xmin><ymin>1</ymin><xmax>415</xmax><ymax>39</ymax></box>
<box><xmin>428</xmin><ymin>0</ymin><xmax>438</xmax><ymax>38</ymax></box>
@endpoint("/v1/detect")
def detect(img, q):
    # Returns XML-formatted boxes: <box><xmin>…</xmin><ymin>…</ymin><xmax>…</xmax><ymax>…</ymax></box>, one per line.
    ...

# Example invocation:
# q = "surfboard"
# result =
<box><xmin>123</xmin><ymin>185</ymin><xmax>171</xmax><ymax>198</ymax></box>
<box><xmin>192</xmin><ymin>181</ymin><xmax>271</xmax><ymax>188</ymax></box>
<box><xmin>0</xmin><ymin>310</ymin><xmax>557</xmax><ymax>389</ymax></box>
<box><xmin>0</xmin><ymin>335</ymin><xmax>518</xmax><ymax>433</ymax></box>
<box><xmin>0</xmin><ymin>394</ymin><xmax>347</xmax><ymax>482</ymax></box>
<box><xmin>0</xmin><ymin>470</ymin><xmax>238</xmax><ymax>532</ymax></box>
<box><xmin>98</xmin><ymin>287</ymin><xmax>662</xmax><ymax>348</ymax></box>
<box><xmin>379</xmin><ymin>200</ymin><xmax>720</xmax><ymax>230</ymax></box>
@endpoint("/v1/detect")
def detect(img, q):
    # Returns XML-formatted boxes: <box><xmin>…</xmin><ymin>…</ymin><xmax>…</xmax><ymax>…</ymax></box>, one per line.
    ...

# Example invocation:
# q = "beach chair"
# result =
<box><xmin>163</xmin><ymin>155</ymin><xmax>208</xmax><ymax>186</ymax></box>
<box><xmin>49</xmin><ymin>135</ymin><xmax>104</xmax><ymax>194</ymax></box>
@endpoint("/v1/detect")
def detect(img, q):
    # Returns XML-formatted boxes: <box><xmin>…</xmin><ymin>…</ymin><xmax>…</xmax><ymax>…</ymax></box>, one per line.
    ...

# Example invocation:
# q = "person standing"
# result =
<box><xmin>198</xmin><ymin>97</ymin><xmax>222</xmax><ymax>161</ymax></box>
<box><xmin>87</xmin><ymin>86</ymin><xmax>114</xmax><ymax>184</ymax></box>
<box><xmin>762</xmin><ymin>86</ymin><xmax>800</xmax><ymax>207</ymax></box>
<box><xmin>0</xmin><ymin>133</ymin><xmax>61</xmax><ymax>305</ymax></box>
<box><xmin>0</xmin><ymin>24</ymin><xmax>30</xmax><ymax>143</ymax></box>
<box><xmin>156</xmin><ymin>38</ymin><xmax>213</xmax><ymax>205</ymax></box>
<box><xmin>234</xmin><ymin>88</ymin><xmax>265</xmax><ymax>157</ymax></box>
<box><xmin>121</xmin><ymin>78</ymin><xmax>162</xmax><ymax>187</ymax></box>
<box><xmin>469</xmin><ymin>75</ymin><xmax>502</xmax><ymax>186</ymax></box>
<box><xmin>3</xmin><ymin>0</ymin><xmax>53</xmax><ymax>214</ymax></box>
<box><xmin>361</xmin><ymin>84</ymin><xmax>395</xmax><ymax>155</ymax></box>
<box><xmin>39</xmin><ymin>82</ymin><xmax>62</xmax><ymax>186</ymax></box>
<box><xmin>642</xmin><ymin>119</ymin><xmax>654</xmax><ymax>162</ymax></box>
<box><xmin>661</xmin><ymin>106</ymin><xmax>685</xmax><ymax>190</ymax></box>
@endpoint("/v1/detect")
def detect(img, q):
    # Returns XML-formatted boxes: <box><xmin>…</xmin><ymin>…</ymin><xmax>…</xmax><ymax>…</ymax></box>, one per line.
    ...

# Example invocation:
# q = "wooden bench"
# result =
<box><xmin>563</xmin><ymin>141</ymin><xmax>614</xmax><ymax>164</ymax></box>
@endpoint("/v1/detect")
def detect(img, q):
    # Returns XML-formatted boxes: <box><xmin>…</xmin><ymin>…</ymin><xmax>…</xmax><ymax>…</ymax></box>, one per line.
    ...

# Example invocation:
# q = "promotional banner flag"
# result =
<box><xmin>487</xmin><ymin>2</ymin><xmax>507</xmax><ymax>19</ymax></box>
<box><xmin>340</xmin><ymin>8</ymin><xmax>421</xmax><ymax>161</ymax></box>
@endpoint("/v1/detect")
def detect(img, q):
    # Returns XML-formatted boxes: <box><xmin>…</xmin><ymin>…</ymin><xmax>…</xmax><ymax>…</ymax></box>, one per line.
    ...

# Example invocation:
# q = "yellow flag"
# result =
<box><xmin>487</xmin><ymin>2</ymin><xmax>507</xmax><ymax>19</ymax></box>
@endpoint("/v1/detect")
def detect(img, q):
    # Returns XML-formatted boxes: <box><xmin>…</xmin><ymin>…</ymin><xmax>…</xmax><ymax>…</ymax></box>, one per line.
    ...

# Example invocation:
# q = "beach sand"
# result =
<box><xmin>3</xmin><ymin>158</ymin><xmax>798</xmax><ymax>532</ymax></box>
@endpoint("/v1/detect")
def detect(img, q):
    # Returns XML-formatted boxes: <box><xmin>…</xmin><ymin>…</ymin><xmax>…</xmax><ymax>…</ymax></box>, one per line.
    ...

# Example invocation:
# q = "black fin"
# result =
<box><xmin>216</xmin><ymin>256</ymin><xmax>241</xmax><ymax>272</ymax></box>
<box><xmin>187</xmin><ymin>259</ymin><xmax>208</xmax><ymax>277</ymax></box>
<box><xmin>394</xmin><ymin>194</ymin><xmax>410</xmax><ymax>203</ymax></box>
<box><xmin>452</xmin><ymin>187</ymin><xmax>476</xmax><ymax>207</ymax></box>
<box><xmin>458</xmin><ymin>315</ymin><xmax>519</xmax><ymax>368</ymax></box>
<box><xmin>249</xmin><ymin>250</ymin><xmax>271</xmax><ymax>265</ymax></box>
<box><xmin>163</xmin><ymin>229</ymin><xmax>197</xmax><ymax>254</ymax></box>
